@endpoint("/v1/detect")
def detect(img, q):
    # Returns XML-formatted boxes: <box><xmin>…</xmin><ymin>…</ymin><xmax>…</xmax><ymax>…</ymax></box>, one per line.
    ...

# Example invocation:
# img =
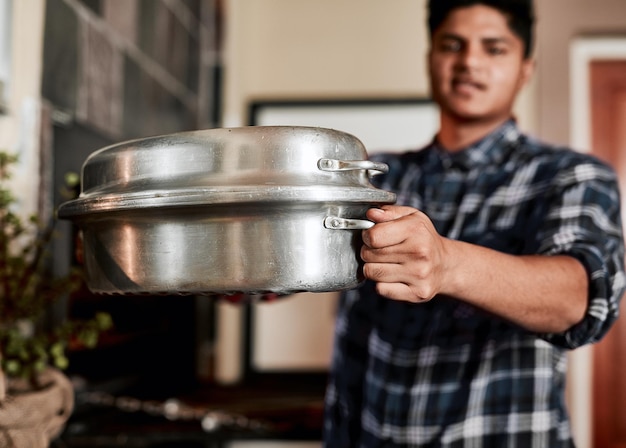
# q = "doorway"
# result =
<box><xmin>570</xmin><ymin>36</ymin><xmax>626</xmax><ymax>448</ymax></box>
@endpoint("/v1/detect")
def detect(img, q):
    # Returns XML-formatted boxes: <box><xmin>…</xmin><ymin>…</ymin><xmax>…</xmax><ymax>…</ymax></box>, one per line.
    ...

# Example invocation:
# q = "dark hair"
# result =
<box><xmin>428</xmin><ymin>0</ymin><xmax>535</xmax><ymax>58</ymax></box>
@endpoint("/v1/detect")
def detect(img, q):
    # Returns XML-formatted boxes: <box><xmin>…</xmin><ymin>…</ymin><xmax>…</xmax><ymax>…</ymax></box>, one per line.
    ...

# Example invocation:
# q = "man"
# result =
<box><xmin>323</xmin><ymin>0</ymin><xmax>626</xmax><ymax>446</ymax></box>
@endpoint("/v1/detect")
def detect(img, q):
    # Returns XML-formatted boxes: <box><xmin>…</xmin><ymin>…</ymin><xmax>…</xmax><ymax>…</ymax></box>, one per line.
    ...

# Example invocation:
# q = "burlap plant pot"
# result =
<box><xmin>0</xmin><ymin>367</ymin><xmax>74</xmax><ymax>448</ymax></box>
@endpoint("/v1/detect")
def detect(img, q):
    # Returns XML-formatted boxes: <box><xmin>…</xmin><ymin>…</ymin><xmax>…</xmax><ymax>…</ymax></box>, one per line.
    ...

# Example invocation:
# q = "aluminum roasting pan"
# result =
<box><xmin>57</xmin><ymin>126</ymin><xmax>397</xmax><ymax>295</ymax></box>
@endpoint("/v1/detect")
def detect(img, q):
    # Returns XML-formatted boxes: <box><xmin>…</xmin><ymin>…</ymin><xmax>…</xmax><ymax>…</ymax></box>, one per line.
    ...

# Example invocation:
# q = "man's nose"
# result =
<box><xmin>455</xmin><ymin>43</ymin><xmax>483</xmax><ymax>70</ymax></box>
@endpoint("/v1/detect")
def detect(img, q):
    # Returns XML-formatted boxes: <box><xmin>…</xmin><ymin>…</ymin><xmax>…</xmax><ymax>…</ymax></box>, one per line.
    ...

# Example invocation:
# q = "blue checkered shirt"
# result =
<box><xmin>323</xmin><ymin>120</ymin><xmax>626</xmax><ymax>447</ymax></box>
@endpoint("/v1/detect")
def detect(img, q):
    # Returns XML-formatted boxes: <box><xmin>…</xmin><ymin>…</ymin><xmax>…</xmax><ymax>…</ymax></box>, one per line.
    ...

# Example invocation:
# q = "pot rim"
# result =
<box><xmin>58</xmin><ymin>185</ymin><xmax>396</xmax><ymax>217</ymax></box>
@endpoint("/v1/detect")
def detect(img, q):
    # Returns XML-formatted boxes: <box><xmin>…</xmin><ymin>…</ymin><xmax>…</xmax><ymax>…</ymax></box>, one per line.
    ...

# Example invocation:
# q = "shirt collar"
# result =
<box><xmin>430</xmin><ymin>120</ymin><xmax>522</xmax><ymax>171</ymax></box>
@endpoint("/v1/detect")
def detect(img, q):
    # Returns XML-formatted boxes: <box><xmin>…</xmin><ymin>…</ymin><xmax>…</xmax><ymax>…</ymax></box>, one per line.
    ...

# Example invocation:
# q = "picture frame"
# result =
<box><xmin>243</xmin><ymin>98</ymin><xmax>440</xmax><ymax>379</ymax></box>
<box><xmin>248</xmin><ymin>97</ymin><xmax>439</xmax><ymax>155</ymax></box>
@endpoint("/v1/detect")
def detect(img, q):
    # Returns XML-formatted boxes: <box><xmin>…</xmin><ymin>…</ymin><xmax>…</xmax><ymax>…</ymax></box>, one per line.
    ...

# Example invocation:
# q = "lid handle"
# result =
<box><xmin>317</xmin><ymin>158</ymin><xmax>389</xmax><ymax>176</ymax></box>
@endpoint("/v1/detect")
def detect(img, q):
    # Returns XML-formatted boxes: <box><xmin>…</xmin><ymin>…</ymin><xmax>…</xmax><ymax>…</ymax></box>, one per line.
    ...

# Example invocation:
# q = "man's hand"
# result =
<box><xmin>361</xmin><ymin>205</ymin><xmax>451</xmax><ymax>303</ymax></box>
<box><xmin>360</xmin><ymin>206</ymin><xmax>588</xmax><ymax>333</ymax></box>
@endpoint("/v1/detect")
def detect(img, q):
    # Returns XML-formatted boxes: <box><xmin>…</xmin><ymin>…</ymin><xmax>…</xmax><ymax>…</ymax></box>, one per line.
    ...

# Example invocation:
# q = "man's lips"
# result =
<box><xmin>451</xmin><ymin>78</ymin><xmax>486</xmax><ymax>94</ymax></box>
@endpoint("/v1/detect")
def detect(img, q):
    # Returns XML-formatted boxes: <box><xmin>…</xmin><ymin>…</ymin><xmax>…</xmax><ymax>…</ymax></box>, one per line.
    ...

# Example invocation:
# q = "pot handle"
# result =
<box><xmin>317</xmin><ymin>158</ymin><xmax>389</xmax><ymax>176</ymax></box>
<box><xmin>324</xmin><ymin>216</ymin><xmax>374</xmax><ymax>230</ymax></box>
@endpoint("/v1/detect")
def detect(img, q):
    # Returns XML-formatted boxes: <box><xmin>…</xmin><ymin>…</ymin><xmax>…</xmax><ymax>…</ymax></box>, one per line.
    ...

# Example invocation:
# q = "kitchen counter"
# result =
<box><xmin>57</xmin><ymin>373</ymin><xmax>327</xmax><ymax>448</ymax></box>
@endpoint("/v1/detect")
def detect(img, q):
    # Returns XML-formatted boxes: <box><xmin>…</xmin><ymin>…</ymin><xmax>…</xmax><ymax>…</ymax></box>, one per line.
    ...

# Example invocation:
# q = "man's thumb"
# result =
<box><xmin>366</xmin><ymin>205</ymin><xmax>416</xmax><ymax>223</ymax></box>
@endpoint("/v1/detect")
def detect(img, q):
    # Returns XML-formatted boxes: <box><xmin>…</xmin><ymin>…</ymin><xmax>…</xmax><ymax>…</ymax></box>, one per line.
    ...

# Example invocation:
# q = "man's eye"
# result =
<box><xmin>487</xmin><ymin>46</ymin><xmax>507</xmax><ymax>55</ymax></box>
<box><xmin>440</xmin><ymin>41</ymin><xmax>461</xmax><ymax>52</ymax></box>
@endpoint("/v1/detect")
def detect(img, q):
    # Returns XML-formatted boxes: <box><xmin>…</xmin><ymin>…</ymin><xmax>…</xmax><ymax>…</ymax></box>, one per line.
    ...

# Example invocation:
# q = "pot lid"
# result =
<box><xmin>58</xmin><ymin>126</ymin><xmax>396</xmax><ymax>218</ymax></box>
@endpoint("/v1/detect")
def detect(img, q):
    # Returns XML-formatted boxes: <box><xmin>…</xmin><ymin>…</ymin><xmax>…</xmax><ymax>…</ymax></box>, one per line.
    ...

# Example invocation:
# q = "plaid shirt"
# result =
<box><xmin>323</xmin><ymin>120</ymin><xmax>626</xmax><ymax>447</ymax></box>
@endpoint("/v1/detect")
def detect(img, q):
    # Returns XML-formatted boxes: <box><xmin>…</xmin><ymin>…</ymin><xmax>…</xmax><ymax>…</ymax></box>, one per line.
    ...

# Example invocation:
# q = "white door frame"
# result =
<box><xmin>568</xmin><ymin>35</ymin><xmax>626</xmax><ymax>448</ymax></box>
<box><xmin>571</xmin><ymin>36</ymin><xmax>626</xmax><ymax>151</ymax></box>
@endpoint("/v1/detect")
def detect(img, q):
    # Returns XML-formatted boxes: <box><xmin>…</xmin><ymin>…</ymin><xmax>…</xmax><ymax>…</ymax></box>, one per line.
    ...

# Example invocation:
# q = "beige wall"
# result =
<box><xmin>222</xmin><ymin>0</ymin><xmax>538</xmax><ymax>133</ymax></box>
<box><xmin>223</xmin><ymin>0</ymin><xmax>430</xmax><ymax>127</ymax></box>
<box><xmin>535</xmin><ymin>0</ymin><xmax>626</xmax><ymax>147</ymax></box>
<box><xmin>222</xmin><ymin>0</ymin><xmax>626</xmax><ymax>143</ymax></box>
<box><xmin>0</xmin><ymin>0</ymin><xmax>46</xmax><ymax>216</ymax></box>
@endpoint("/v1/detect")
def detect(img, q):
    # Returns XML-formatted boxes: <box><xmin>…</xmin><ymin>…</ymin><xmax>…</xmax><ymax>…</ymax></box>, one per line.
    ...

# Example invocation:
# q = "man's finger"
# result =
<box><xmin>366</xmin><ymin>205</ymin><xmax>419</xmax><ymax>223</ymax></box>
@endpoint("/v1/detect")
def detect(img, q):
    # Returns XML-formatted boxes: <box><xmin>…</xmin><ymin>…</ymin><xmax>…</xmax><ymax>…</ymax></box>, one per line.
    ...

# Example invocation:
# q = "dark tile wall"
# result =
<box><xmin>122</xmin><ymin>55</ymin><xmax>195</xmax><ymax>137</ymax></box>
<box><xmin>42</xmin><ymin>0</ymin><xmax>220</xmax><ymax>141</ymax></box>
<box><xmin>78</xmin><ymin>0</ymin><xmax>101</xmax><ymax>14</ymax></box>
<box><xmin>42</xmin><ymin>0</ymin><xmax>79</xmax><ymax>113</ymax></box>
<box><xmin>42</xmin><ymin>0</ymin><xmax>223</xmax><ymax>394</ymax></box>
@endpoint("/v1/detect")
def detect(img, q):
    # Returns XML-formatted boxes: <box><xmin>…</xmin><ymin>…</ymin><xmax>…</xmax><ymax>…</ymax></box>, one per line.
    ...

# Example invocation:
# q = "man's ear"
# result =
<box><xmin>519</xmin><ymin>58</ymin><xmax>536</xmax><ymax>89</ymax></box>
<box><xmin>426</xmin><ymin>46</ymin><xmax>435</xmax><ymax>80</ymax></box>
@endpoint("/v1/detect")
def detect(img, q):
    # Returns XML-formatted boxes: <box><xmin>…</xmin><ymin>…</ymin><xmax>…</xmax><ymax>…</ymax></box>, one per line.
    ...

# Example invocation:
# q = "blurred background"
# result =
<box><xmin>0</xmin><ymin>0</ymin><xmax>625</xmax><ymax>447</ymax></box>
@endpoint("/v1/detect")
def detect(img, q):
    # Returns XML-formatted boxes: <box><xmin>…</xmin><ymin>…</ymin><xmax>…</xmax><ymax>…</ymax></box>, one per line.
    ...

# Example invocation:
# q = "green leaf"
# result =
<box><xmin>0</xmin><ymin>151</ymin><xmax>114</xmax><ymax>380</ymax></box>
<box><xmin>33</xmin><ymin>359</ymin><xmax>47</xmax><ymax>373</ymax></box>
<box><xmin>64</xmin><ymin>172</ymin><xmax>80</xmax><ymax>188</ymax></box>
<box><xmin>4</xmin><ymin>359</ymin><xmax>21</xmax><ymax>375</ymax></box>
<box><xmin>53</xmin><ymin>355</ymin><xmax>69</xmax><ymax>370</ymax></box>
<box><xmin>49</xmin><ymin>341</ymin><xmax>65</xmax><ymax>358</ymax></box>
<box><xmin>95</xmin><ymin>312</ymin><xmax>113</xmax><ymax>330</ymax></box>
<box><xmin>79</xmin><ymin>329</ymin><xmax>98</xmax><ymax>348</ymax></box>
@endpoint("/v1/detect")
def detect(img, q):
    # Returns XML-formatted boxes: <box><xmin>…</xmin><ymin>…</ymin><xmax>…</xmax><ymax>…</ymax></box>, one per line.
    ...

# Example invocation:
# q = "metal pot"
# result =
<box><xmin>57</xmin><ymin>126</ymin><xmax>396</xmax><ymax>295</ymax></box>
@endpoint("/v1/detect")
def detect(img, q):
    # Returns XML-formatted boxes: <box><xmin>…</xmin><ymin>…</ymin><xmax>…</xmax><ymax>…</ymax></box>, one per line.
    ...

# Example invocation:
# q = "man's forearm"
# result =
<box><xmin>442</xmin><ymin>239</ymin><xmax>589</xmax><ymax>334</ymax></box>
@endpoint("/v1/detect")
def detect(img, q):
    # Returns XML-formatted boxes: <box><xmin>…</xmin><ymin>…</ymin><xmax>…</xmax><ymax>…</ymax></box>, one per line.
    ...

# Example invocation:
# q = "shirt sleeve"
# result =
<box><xmin>536</xmin><ymin>159</ymin><xmax>626</xmax><ymax>349</ymax></box>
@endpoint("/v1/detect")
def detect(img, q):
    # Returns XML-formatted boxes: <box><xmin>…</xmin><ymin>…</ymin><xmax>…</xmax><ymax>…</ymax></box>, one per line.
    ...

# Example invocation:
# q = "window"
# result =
<box><xmin>0</xmin><ymin>0</ymin><xmax>12</xmax><ymax>112</ymax></box>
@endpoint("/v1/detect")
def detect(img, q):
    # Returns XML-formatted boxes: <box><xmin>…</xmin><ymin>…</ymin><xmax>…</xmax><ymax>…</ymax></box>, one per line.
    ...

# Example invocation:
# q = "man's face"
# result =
<box><xmin>428</xmin><ymin>5</ymin><xmax>534</xmax><ymax>124</ymax></box>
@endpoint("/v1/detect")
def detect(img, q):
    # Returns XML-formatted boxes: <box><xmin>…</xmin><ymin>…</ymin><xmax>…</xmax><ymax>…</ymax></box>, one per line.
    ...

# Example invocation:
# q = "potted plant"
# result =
<box><xmin>0</xmin><ymin>151</ymin><xmax>112</xmax><ymax>447</ymax></box>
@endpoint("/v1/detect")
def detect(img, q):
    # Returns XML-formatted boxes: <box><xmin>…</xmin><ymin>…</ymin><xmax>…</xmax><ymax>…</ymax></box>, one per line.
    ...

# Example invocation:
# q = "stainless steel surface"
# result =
<box><xmin>58</xmin><ymin>126</ymin><xmax>396</xmax><ymax>295</ymax></box>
